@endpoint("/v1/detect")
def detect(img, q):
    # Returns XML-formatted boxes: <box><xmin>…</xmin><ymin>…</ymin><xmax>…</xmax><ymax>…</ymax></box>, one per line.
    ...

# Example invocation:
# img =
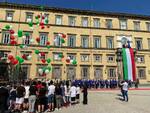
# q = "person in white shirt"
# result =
<box><xmin>70</xmin><ymin>83</ymin><xmax>77</xmax><ymax>105</ymax></box>
<box><xmin>76</xmin><ymin>85</ymin><xmax>80</xmax><ymax>103</ymax></box>
<box><xmin>23</xmin><ymin>81</ymin><xmax>30</xmax><ymax>112</ymax></box>
<box><xmin>48</xmin><ymin>80</ymin><xmax>55</xmax><ymax>112</ymax></box>
<box><xmin>121</xmin><ymin>80</ymin><xmax>129</xmax><ymax>102</ymax></box>
<box><xmin>64</xmin><ymin>81</ymin><xmax>70</xmax><ymax>106</ymax></box>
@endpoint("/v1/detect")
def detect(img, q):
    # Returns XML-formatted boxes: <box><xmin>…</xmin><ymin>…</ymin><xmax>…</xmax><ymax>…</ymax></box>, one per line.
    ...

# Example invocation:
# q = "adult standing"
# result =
<box><xmin>15</xmin><ymin>84</ymin><xmax>25</xmax><ymax>112</ymax></box>
<box><xmin>23</xmin><ymin>81</ymin><xmax>30</xmax><ymax>112</ymax></box>
<box><xmin>28</xmin><ymin>81</ymin><xmax>37</xmax><ymax>113</ymax></box>
<box><xmin>0</xmin><ymin>83</ymin><xmax>9</xmax><ymax>113</ymax></box>
<box><xmin>70</xmin><ymin>83</ymin><xmax>77</xmax><ymax>105</ymax></box>
<box><xmin>47</xmin><ymin>80</ymin><xmax>55</xmax><ymax>112</ymax></box>
<box><xmin>64</xmin><ymin>81</ymin><xmax>70</xmax><ymax>107</ymax></box>
<box><xmin>55</xmin><ymin>83</ymin><xmax>62</xmax><ymax>110</ymax></box>
<box><xmin>82</xmin><ymin>84</ymin><xmax>88</xmax><ymax>105</ymax></box>
<box><xmin>122</xmin><ymin>80</ymin><xmax>129</xmax><ymax>102</ymax></box>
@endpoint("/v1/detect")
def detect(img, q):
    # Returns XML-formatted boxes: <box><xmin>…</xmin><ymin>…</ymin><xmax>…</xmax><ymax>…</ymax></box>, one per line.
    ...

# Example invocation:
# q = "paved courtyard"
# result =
<box><xmin>52</xmin><ymin>90</ymin><xmax>150</xmax><ymax>113</ymax></box>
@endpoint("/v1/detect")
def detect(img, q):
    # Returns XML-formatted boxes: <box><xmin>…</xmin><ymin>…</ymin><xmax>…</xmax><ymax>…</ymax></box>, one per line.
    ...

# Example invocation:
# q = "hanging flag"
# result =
<box><xmin>122</xmin><ymin>48</ymin><xmax>136</xmax><ymax>81</ymax></box>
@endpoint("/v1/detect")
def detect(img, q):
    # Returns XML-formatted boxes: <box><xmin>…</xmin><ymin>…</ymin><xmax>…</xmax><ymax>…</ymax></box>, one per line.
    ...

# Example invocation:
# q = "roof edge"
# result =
<box><xmin>1</xmin><ymin>2</ymin><xmax>150</xmax><ymax>20</ymax></box>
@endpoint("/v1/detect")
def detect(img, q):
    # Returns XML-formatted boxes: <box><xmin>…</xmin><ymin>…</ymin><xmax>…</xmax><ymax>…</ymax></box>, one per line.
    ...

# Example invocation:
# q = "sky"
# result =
<box><xmin>1</xmin><ymin>0</ymin><xmax>150</xmax><ymax>16</ymax></box>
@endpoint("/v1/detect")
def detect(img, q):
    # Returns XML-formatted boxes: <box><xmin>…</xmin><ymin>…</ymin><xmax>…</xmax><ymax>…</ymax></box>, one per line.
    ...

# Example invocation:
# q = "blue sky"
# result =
<box><xmin>1</xmin><ymin>0</ymin><xmax>150</xmax><ymax>16</ymax></box>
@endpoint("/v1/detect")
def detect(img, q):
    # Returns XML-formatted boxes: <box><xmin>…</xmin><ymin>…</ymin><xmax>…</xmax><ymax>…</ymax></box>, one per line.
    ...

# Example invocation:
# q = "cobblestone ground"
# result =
<box><xmin>52</xmin><ymin>90</ymin><xmax>150</xmax><ymax>113</ymax></box>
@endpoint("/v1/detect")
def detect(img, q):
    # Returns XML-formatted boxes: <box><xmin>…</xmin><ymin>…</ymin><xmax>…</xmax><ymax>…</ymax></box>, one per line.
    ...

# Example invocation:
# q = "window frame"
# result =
<box><xmin>106</xmin><ymin>36</ymin><xmax>114</xmax><ymax>48</ymax></box>
<box><xmin>25</xmin><ymin>12</ymin><xmax>33</xmax><ymax>22</ymax></box>
<box><xmin>93</xmin><ymin>18</ymin><xmax>100</xmax><ymax>28</ymax></box>
<box><xmin>146</xmin><ymin>22</ymin><xmax>150</xmax><ymax>31</ymax></box>
<box><xmin>107</xmin><ymin>55</ymin><xmax>115</xmax><ymax>63</ymax></box>
<box><xmin>68</xmin><ymin>16</ymin><xmax>76</xmax><ymax>26</ymax></box>
<box><xmin>93</xmin><ymin>36</ymin><xmax>101</xmax><ymax>48</ymax></box>
<box><xmin>2</xmin><ymin>31</ymin><xmax>10</xmax><ymax>44</ymax></box>
<box><xmin>94</xmin><ymin>54</ymin><xmax>102</xmax><ymax>62</ymax></box>
<box><xmin>81</xmin><ymin>35</ymin><xmax>89</xmax><ymax>48</ymax></box>
<box><xmin>138</xmin><ymin>68</ymin><xmax>146</xmax><ymax>79</ymax></box>
<box><xmin>67</xmin><ymin>34</ymin><xmax>76</xmax><ymax>47</ymax></box>
<box><xmin>81</xmin><ymin>17</ymin><xmax>88</xmax><ymax>27</ymax></box>
<box><xmin>119</xmin><ymin>19</ymin><xmax>127</xmax><ymax>30</ymax></box>
<box><xmin>106</xmin><ymin>19</ymin><xmax>113</xmax><ymax>29</ymax></box>
<box><xmin>39</xmin><ymin>33</ymin><xmax>48</xmax><ymax>46</ymax></box>
<box><xmin>107</xmin><ymin>67</ymin><xmax>116</xmax><ymax>79</ymax></box>
<box><xmin>53</xmin><ymin>52</ymin><xmax>62</xmax><ymax>61</ymax></box>
<box><xmin>133</xmin><ymin>21</ymin><xmax>140</xmax><ymax>31</ymax></box>
<box><xmin>55</xmin><ymin>15</ymin><xmax>63</xmax><ymax>25</ymax></box>
<box><xmin>81</xmin><ymin>54</ymin><xmax>89</xmax><ymax>62</ymax></box>
<box><xmin>135</xmin><ymin>38</ymin><xmax>143</xmax><ymax>50</ymax></box>
<box><xmin>5</xmin><ymin>11</ymin><xmax>14</xmax><ymax>21</ymax></box>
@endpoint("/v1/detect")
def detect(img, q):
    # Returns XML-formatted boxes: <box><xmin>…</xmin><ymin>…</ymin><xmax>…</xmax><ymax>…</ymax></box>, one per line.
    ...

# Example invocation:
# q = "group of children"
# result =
<box><xmin>0</xmin><ymin>80</ymin><xmax>88</xmax><ymax>113</ymax></box>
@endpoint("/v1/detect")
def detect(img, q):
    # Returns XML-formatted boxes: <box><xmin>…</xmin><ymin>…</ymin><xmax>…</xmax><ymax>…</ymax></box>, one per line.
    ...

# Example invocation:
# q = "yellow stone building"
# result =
<box><xmin>0</xmin><ymin>3</ymin><xmax>150</xmax><ymax>83</ymax></box>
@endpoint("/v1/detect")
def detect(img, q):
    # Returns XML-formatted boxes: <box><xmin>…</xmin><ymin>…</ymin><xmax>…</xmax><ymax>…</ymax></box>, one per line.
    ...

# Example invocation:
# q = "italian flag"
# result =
<box><xmin>122</xmin><ymin>48</ymin><xmax>136</xmax><ymax>81</ymax></box>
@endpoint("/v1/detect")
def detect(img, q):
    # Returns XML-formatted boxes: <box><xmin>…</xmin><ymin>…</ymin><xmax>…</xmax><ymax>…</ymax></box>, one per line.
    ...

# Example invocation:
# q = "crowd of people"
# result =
<box><xmin>0</xmin><ymin>80</ymin><xmax>88</xmax><ymax>113</ymax></box>
<box><xmin>0</xmin><ymin>79</ymin><xmax>139</xmax><ymax>113</ymax></box>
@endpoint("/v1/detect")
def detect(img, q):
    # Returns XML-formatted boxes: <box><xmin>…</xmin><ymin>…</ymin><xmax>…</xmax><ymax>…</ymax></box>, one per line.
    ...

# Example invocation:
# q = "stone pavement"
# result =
<box><xmin>51</xmin><ymin>90</ymin><xmax>150</xmax><ymax>113</ymax></box>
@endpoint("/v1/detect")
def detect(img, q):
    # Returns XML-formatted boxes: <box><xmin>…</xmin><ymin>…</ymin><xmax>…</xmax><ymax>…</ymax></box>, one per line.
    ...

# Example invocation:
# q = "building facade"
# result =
<box><xmin>0</xmin><ymin>3</ymin><xmax>150</xmax><ymax>83</ymax></box>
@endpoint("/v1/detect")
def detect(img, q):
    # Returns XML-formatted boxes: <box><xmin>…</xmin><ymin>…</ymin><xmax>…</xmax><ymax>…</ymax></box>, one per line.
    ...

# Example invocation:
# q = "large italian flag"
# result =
<box><xmin>122</xmin><ymin>48</ymin><xmax>136</xmax><ymax>81</ymax></box>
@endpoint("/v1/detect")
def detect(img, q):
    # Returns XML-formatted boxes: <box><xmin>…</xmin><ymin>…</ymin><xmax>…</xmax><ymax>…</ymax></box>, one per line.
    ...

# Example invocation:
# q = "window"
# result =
<box><xmin>82</xmin><ymin>17</ymin><xmax>88</xmax><ymax>27</ymax></box>
<box><xmin>26</xmin><ymin>12</ymin><xmax>33</xmax><ymax>22</ymax></box>
<box><xmin>138</xmin><ymin>68</ymin><xmax>146</xmax><ymax>79</ymax></box>
<box><xmin>136</xmin><ymin>56</ymin><xmax>144</xmax><ymax>63</ymax></box>
<box><xmin>68</xmin><ymin>16</ymin><xmax>76</xmax><ymax>26</ymax></box>
<box><xmin>6</xmin><ymin>11</ymin><xmax>14</xmax><ymax>21</ymax></box>
<box><xmin>119</xmin><ymin>19</ymin><xmax>127</xmax><ymax>29</ymax></box>
<box><xmin>44</xmin><ymin>13</ymin><xmax>49</xmax><ymax>20</ymax></box>
<box><xmin>67</xmin><ymin>66</ymin><xmax>76</xmax><ymax>80</ymax></box>
<box><xmin>53</xmin><ymin>53</ymin><xmax>62</xmax><ymax>61</ymax></box>
<box><xmin>2</xmin><ymin>32</ymin><xmax>10</xmax><ymax>44</ymax></box>
<box><xmin>36</xmin><ymin>65</ymin><xmax>48</xmax><ymax>77</ymax></box>
<box><xmin>0</xmin><ymin>51</ymin><xmax>8</xmax><ymax>61</ymax></box>
<box><xmin>21</xmin><ymin>51</ymin><xmax>31</xmax><ymax>60</ymax></box>
<box><xmin>148</xmin><ymin>39</ymin><xmax>150</xmax><ymax>49</ymax></box>
<box><xmin>94</xmin><ymin>67</ymin><xmax>103</xmax><ymax>79</ymax></box>
<box><xmin>68</xmin><ymin>35</ymin><xmax>76</xmax><ymax>47</ymax></box>
<box><xmin>93</xmin><ymin>18</ymin><xmax>100</xmax><ymax>28</ymax></box>
<box><xmin>106</xmin><ymin>19</ymin><xmax>113</xmax><ymax>29</ymax></box>
<box><xmin>39</xmin><ymin>33</ymin><xmax>48</xmax><ymax>46</ymax></box>
<box><xmin>54</xmin><ymin>34</ymin><xmax>62</xmax><ymax>46</ymax></box>
<box><xmin>23</xmin><ymin>32</ymin><xmax>32</xmax><ymax>45</ymax></box>
<box><xmin>93</xmin><ymin>36</ymin><xmax>101</xmax><ymax>48</ymax></box>
<box><xmin>146</xmin><ymin>22</ymin><xmax>150</xmax><ymax>31</ymax></box>
<box><xmin>20</xmin><ymin>65</ymin><xmax>30</xmax><ymax>79</ymax></box>
<box><xmin>55</xmin><ymin>15</ymin><xmax>62</xmax><ymax>25</ymax></box>
<box><xmin>134</xmin><ymin>21</ymin><xmax>140</xmax><ymax>31</ymax></box>
<box><xmin>106</xmin><ymin>36</ymin><xmax>114</xmax><ymax>48</ymax></box>
<box><xmin>81</xmin><ymin>54</ymin><xmax>89</xmax><ymax>62</ymax></box>
<box><xmin>37</xmin><ymin>52</ymin><xmax>47</xmax><ymax>61</ymax></box>
<box><xmin>81</xmin><ymin>67</ymin><xmax>89</xmax><ymax>79</ymax></box>
<box><xmin>21</xmin><ymin>51</ymin><xmax>31</xmax><ymax>57</ymax></box>
<box><xmin>67</xmin><ymin>54</ymin><xmax>76</xmax><ymax>60</ymax></box>
<box><xmin>52</xmin><ymin>66</ymin><xmax>62</xmax><ymax>79</ymax></box>
<box><xmin>108</xmin><ymin>68</ymin><xmax>116</xmax><ymax>78</ymax></box>
<box><xmin>94</xmin><ymin>55</ymin><xmax>102</xmax><ymax>62</ymax></box>
<box><xmin>107</xmin><ymin>55</ymin><xmax>115</xmax><ymax>63</ymax></box>
<box><xmin>135</xmin><ymin>38</ymin><xmax>142</xmax><ymax>50</ymax></box>
<box><xmin>81</xmin><ymin>35</ymin><xmax>89</xmax><ymax>48</ymax></box>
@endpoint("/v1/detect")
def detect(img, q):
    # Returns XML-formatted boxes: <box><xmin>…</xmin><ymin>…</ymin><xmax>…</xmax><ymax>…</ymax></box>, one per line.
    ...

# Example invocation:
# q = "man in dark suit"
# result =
<box><xmin>0</xmin><ymin>83</ymin><xmax>9</xmax><ymax>113</ymax></box>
